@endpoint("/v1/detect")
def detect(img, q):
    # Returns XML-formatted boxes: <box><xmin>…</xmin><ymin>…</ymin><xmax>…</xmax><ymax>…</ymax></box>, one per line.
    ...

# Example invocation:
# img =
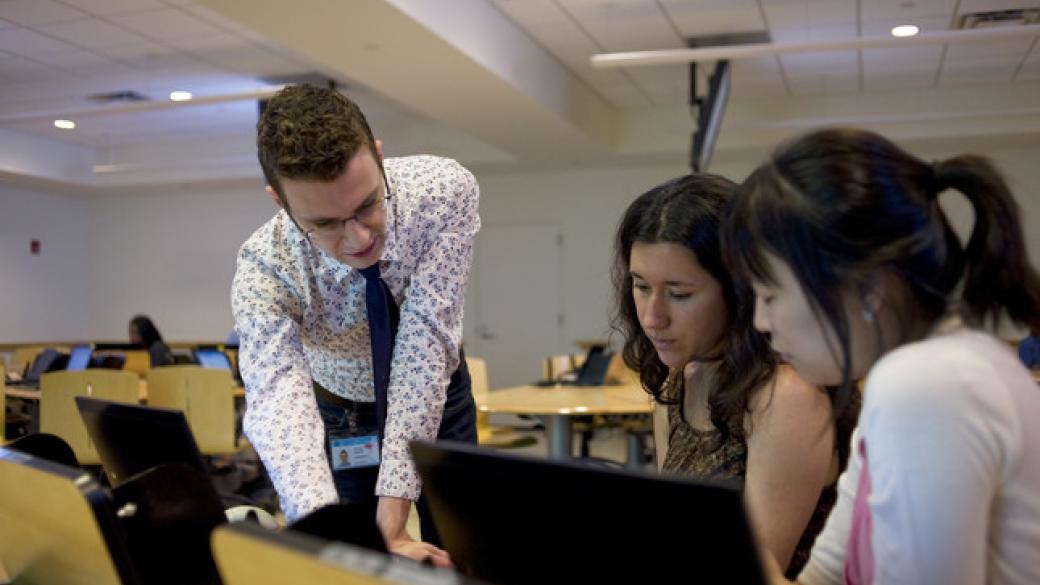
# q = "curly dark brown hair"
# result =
<box><xmin>257</xmin><ymin>84</ymin><xmax>381</xmax><ymax>209</ymax></box>
<box><xmin>610</xmin><ymin>173</ymin><xmax>777</xmax><ymax>444</ymax></box>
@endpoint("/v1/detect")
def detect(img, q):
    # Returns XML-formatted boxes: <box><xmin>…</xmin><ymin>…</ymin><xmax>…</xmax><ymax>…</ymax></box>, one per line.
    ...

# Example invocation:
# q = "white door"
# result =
<box><xmin>463</xmin><ymin>224</ymin><xmax>565</xmax><ymax>389</ymax></box>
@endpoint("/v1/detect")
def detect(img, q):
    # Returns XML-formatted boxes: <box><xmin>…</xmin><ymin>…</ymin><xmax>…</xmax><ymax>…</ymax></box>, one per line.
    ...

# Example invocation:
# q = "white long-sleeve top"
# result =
<box><xmin>800</xmin><ymin>320</ymin><xmax>1040</xmax><ymax>585</ymax></box>
<box><xmin>231</xmin><ymin>155</ymin><xmax>480</xmax><ymax>522</ymax></box>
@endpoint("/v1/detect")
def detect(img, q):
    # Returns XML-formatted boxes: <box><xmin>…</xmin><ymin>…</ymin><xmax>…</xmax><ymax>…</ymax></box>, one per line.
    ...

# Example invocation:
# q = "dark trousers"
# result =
<box><xmin>315</xmin><ymin>355</ymin><xmax>477</xmax><ymax>547</ymax></box>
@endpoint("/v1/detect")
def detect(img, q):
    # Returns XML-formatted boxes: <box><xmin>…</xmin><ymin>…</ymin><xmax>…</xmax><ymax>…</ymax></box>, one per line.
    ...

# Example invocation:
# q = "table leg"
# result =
<box><xmin>545</xmin><ymin>415</ymin><xmax>572</xmax><ymax>459</ymax></box>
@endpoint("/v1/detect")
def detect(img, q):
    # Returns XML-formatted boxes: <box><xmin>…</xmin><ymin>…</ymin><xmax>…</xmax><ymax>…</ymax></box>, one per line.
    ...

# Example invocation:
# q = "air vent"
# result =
<box><xmin>87</xmin><ymin>90</ymin><xmax>151</xmax><ymax>103</ymax></box>
<box><xmin>958</xmin><ymin>8</ymin><xmax>1040</xmax><ymax>29</ymax></box>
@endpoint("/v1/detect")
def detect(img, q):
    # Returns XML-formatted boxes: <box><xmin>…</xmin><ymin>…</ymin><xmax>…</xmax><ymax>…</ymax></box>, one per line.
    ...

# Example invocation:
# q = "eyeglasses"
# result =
<box><xmin>302</xmin><ymin>193</ymin><xmax>391</xmax><ymax>243</ymax></box>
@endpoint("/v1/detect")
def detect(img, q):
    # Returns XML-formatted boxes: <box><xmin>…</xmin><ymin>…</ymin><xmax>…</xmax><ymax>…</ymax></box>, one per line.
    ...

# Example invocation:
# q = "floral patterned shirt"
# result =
<box><xmin>231</xmin><ymin>155</ymin><xmax>480</xmax><ymax>521</ymax></box>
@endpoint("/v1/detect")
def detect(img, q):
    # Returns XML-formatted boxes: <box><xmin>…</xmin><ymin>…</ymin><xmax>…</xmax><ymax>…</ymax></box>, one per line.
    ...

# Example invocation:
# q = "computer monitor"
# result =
<box><xmin>66</xmin><ymin>344</ymin><xmax>93</xmax><ymax>371</ymax></box>
<box><xmin>75</xmin><ymin>396</ymin><xmax>211</xmax><ymax>487</ymax></box>
<box><xmin>0</xmin><ymin>447</ymin><xmax>141</xmax><ymax>585</ymax></box>
<box><xmin>195</xmin><ymin>348</ymin><xmax>232</xmax><ymax>370</ymax></box>
<box><xmin>411</xmin><ymin>440</ymin><xmax>766</xmax><ymax>585</ymax></box>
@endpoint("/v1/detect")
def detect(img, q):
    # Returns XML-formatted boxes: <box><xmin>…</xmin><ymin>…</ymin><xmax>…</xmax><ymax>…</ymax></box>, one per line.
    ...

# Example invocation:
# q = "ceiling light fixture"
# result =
<box><xmin>169</xmin><ymin>90</ymin><xmax>193</xmax><ymax>101</ymax></box>
<box><xmin>54</xmin><ymin>119</ymin><xmax>76</xmax><ymax>129</ymax></box>
<box><xmin>891</xmin><ymin>24</ymin><xmax>920</xmax><ymax>37</ymax></box>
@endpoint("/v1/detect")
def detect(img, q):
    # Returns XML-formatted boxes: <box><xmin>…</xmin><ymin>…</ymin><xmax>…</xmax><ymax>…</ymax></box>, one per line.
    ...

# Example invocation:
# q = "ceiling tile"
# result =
<box><xmin>60</xmin><ymin>0</ymin><xmax>167</xmax><ymax>16</ymax></box>
<box><xmin>491</xmin><ymin>0</ymin><xmax>566</xmax><ymax>27</ymax></box>
<box><xmin>0</xmin><ymin>28</ymin><xmax>82</xmax><ymax>56</ymax></box>
<box><xmin>862</xmin><ymin>45</ymin><xmax>943</xmax><ymax>73</ymax></box>
<box><xmin>0</xmin><ymin>52</ymin><xmax>55</xmax><ymax>80</ymax></box>
<box><xmin>93</xmin><ymin>40</ymin><xmax>176</xmax><ymax>61</ymax></box>
<box><xmin>110</xmin><ymin>7</ymin><xmax>223</xmax><ymax>41</ymax></box>
<box><xmin>31</xmin><ymin>48</ymin><xmax>113</xmax><ymax>68</ymax></box>
<box><xmin>939</xmin><ymin>56</ymin><xmax>1018</xmax><ymax>85</ymax></box>
<box><xmin>39</xmin><ymin>18</ymin><xmax>150</xmax><ymax>48</ymax></box>
<box><xmin>0</xmin><ymin>0</ymin><xmax>90</xmax><ymax>26</ymax></box>
<box><xmin>763</xmin><ymin>0</ymin><xmax>856</xmax><ymax>29</ymax></box>
<box><xmin>945</xmin><ymin>37</ymin><xmax>1034</xmax><ymax>59</ymax></box>
<box><xmin>0</xmin><ymin>18</ymin><xmax>16</xmax><ymax>30</ymax></box>
<box><xmin>861</xmin><ymin>0</ymin><xmax>958</xmax><ymax>23</ymax></box>
<box><xmin>557</xmin><ymin>0</ymin><xmax>684</xmax><ymax>52</ymax></box>
<box><xmin>770</xmin><ymin>23</ymin><xmax>857</xmax><ymax>43</ymax></box>
<box><xmin>781</xmin><ymin>49</ymin><xmax>858</xmax><ymax>74</ymax></box>
<box><xmin>658</xmin><ymin>0</ymin><xmax>764</xmax><ymax>38</ymax></box>
<box><xmin>626</xmin><ymin>64</ymin><xmax>688</xmax><ymax>104</ymax></box>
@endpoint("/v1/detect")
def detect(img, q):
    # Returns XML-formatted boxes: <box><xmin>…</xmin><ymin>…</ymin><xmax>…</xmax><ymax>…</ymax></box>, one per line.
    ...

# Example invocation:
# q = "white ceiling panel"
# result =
<box><xmin>945</xmin><ymin>37</ymin><xmax>1035</xmax><ymax>59</ymax></box>
<box><xmin>60</xmin><ymin>0</ymin><xmax>168</xmax><ymax>17</ymax></box>
<box><xmin>94</xmin><ymin>40</ymin><xmax>175</xmax><ymax>61</ymax></box>
<box><xmin>491</xmin><ymin>0</ymin><xmax>567</xmax><ymax>27</ymax></box>
<box><xmin>730</xmin><ymin>55</ymin><xmax>787</xmax><ymax>96</ymax></box>
<box><xmin>31</xmin><ymin>48</ymin><xmax>113</xmax><ymax>68</ymax></box>
<box><xmin>940</xmin><ymin>56</ymin><xmax>1019</xmax><ymax>85</ymax></box>
<box><xmin>520</xmin><ymin>21</ymin><xmax>603</xmax><ymax>66</ymax></box>
<box><xmin>0</xmin><ymin>18</ymin><xmax>16</xmax><ymax>30</ymax></box>
<box><xmin>762</xmin><ymin>0</ymin><xmax>856</xmax><ymax>30</ymax></box>
<box><xmin>862</xmin><ymin>0</ymin><xmax>957</xmax><ymax>22</ymax></box>
<box><xmin>577</xmin><ymin>69</ymin><xmax>653</xmax><ymax>106</ymax></box>
<box><xmin>863</xmin><ymin>45</ymin><xmax>943</xmax><ymax>74</ymax></box>
<box><xmin>557</xmin><ymin>0</ymin><xmax>683</xmax><ymax>51</ymax></box>
<box><xmin>659</xmin><ymin>0</ymin><xmax>764</xmax><ymax>38</ymax></box>
<box><xmin>0</xmin><ymin>27</ymin><xmax>82</xmax><ymax>56</ymax></box>
<box><xmin>781</xmin><ymin>49</ymin><xmax>858</xmax><ymax>75</ymax></box>
<box><xmin>0</xmin><ymin>0</ymin><xmax>90</xmax><ymax>26</ymax></box>
<box><xmin>0</xmin><ymin>52</ymin><xmax>56</xmax><ymax>80</ymax></box>
<box><xmin>110</xmin><ymin>7</ymin><xmax>223</xmax><ymax>41</ymax></box>
<box><xmin>769</xmin><ymin>23</ymin><xmax>857</xmax><ymax>42</ymax></box>
<box><xmin>183</xmin><ymin>36</ymin><xmax>304</xmax><ymax>77</ymax></box>
<box><xmin>40</xmin><ymin>18</ymin><xmax>151</xmax><ymax>48</ymax></box>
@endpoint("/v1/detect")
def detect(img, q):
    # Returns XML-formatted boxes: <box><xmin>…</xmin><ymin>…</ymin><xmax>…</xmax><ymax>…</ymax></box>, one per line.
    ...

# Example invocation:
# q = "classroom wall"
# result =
<box><xmin>85</xmin><ymin>180</ymin><xmax>275</xmax><ymax>341</ymax></box>
<box><xmin>0</xmin><ymin>182</ymin><xmax>89</xmax><ymax>342</ymax></box>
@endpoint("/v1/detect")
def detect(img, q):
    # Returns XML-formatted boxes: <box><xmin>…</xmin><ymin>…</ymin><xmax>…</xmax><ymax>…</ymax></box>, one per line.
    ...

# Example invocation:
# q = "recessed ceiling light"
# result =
<box><xmin>169</xmin><ymin>90</ymin><xmax>193</xmax><ymax>101</ymax></box>
<box><xmin>54</xmin><ymin>119</ymin><xmax>76</xmax><ymax>129</ymax></box>
<box><xmin>891</xmin><ymin>24</ymin><xmax>920</xmax><ymax>37</ymax></box>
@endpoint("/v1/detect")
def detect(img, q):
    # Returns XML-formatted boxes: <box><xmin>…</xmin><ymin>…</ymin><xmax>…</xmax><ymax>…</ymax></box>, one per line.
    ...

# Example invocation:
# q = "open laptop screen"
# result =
<box><xmin>195</xmin><ymin>348</ymin><xmax>231</xmax><ymax>370</ymax></box>
<box><xmin>411</xmin><ymin>440</ymin><xmax>765</xmax><ymax>585</ymax></box>
<box><xmin>66</xmin><ymin>344</ymin><xmax>92</xmax><ymax>371</ymax></box>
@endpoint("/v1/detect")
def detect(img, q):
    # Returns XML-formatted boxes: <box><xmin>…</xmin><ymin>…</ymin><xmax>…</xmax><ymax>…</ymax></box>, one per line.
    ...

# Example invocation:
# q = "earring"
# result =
<box><xmin>862</xmin><ymin>308</ymin><xmax>875</xmax><ymax>323</ymax></box>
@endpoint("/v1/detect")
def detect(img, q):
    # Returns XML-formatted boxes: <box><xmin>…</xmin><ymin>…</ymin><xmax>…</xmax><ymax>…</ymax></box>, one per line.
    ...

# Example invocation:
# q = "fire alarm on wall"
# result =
<box><xmin>30</xmin><ymin>239</ymin><xmax>40</xmax><ymax>255</ymax></box>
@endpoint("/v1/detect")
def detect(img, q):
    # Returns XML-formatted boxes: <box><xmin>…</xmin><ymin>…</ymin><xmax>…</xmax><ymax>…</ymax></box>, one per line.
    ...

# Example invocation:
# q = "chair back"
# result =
<box><xmin>1</xmin><ymin>362</ymin><xmax>5</xmax><ymax>443</ymax></box>
<box><xmin>122</xmin><ymin>350</ymin><xmax>151</xmax><ymax>378</ymax></box>
<box><xmin>542</xmin><ymin>354</ymin><xmax>578</xmax><ymax>381</ymax></box>
<box><xmin>146</xmin><ymin>366</ymin><xmax>236</xmax><ymax>455</ymax></box>
<box><xmin>39</xmin><ymin>370</ymin><xmax>140</xmax><ymax>465</ymax></box>
<box><xmin>465</xmin><ymin>357</ymin><xmax>493</xmax><ymax>444</ymax></box>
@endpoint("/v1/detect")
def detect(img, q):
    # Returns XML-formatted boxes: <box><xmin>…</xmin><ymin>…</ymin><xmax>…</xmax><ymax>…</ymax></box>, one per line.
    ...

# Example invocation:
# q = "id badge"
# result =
<box><xmin>330</xmin><ymin>436</ymin><xmax>380</xmax><ymax>470</ymax></box>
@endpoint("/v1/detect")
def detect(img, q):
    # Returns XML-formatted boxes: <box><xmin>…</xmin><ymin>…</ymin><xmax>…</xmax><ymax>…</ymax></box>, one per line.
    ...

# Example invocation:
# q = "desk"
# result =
<box><xmin>477</xmin><ymin>383</ymin><xmax>652</xmax><ymax>459</ymax></box>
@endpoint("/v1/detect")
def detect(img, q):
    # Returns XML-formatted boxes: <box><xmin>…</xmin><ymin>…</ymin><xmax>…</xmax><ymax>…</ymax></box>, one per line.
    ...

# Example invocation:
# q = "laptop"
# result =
<box><xmin>411</xmin><ymin>440</ymin><xmax>766</xmax><ymax>585</ymax></box>
<box><xmin>66</xmin><ymin>344</ymin><xmax>93</xmax><ymax>371</ymax></box>
<box><xmin>194</xmin><ymin>347</ymin><xmax>232</xmax><ymax>370</ymax></box>
<box><xmin>559</xmin><ymin>345</ymin><xmax>614</xmax><ymax>386</ymax></box>
<box><xmin>75</xmin><ymin>396</ymin><xmax>214</xmax><ymax>488</ymax></box>
<box><xmin>9</xmin><ymin>347</ymin><xmax>64</xmax><ymax>387</ymax></box>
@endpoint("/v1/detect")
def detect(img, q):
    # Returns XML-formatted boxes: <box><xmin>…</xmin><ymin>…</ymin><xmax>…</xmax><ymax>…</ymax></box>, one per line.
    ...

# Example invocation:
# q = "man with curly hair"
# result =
<box><xmin>232</xmin><ymin>84</ymin><xmax>480</xmax><ymax>567</ymax></box>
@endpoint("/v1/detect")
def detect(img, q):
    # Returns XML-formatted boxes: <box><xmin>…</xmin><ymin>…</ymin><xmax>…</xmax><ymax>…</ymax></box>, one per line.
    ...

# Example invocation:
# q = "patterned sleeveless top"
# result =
<box><xmin>659</xmin><ymin>370</ymin><xmax>849</xmax><ymax>578</ymax></box>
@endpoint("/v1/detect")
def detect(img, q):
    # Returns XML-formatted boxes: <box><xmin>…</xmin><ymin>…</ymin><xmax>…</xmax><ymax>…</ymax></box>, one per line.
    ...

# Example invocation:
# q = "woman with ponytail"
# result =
<box><xmin>723</xmin><ymin>128</ymin><xmax>1040</xmax><ymax>585</ymax></box>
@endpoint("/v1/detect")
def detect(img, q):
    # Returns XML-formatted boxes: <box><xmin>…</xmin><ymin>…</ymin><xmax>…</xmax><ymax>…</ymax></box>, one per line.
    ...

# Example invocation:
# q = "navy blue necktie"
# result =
<box><xmin>360</xmin><ymin>263</ymin><xmax>399</xmax><ymax>437</ymax></box>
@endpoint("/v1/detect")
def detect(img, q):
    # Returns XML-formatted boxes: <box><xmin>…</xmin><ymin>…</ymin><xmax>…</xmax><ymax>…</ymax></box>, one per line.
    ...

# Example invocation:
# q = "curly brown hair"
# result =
<box><xmin>257</xmin><ymin>84</ymin><xmax>381</xmax><ymax>209</ymax></box>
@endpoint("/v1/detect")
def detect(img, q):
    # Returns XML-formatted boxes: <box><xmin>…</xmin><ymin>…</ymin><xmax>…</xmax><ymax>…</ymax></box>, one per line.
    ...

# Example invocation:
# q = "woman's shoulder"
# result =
<box><xmin>746</xmin><ymin>365</ymin><xmax>832</xmax><ymax>436</ymax></box>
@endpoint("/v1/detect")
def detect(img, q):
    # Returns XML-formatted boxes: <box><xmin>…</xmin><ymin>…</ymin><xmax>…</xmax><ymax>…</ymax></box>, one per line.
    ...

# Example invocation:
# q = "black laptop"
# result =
<box><xmin>411</xmin><ymin>440</ymin><xmax>766</xmax><ymax>585</ymax></box>
<box><xmin>75</xmin><ymin>396</ymin><xmax>214</xmax><ymax>487</ymax></box>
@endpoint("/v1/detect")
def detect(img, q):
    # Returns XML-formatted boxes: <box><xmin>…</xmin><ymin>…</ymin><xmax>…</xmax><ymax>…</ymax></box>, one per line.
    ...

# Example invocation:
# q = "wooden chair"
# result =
<box><xmin>1</xmin><ymin>362</ymin><xmax>5</xmax><ymax>443</ymax></box>
<box><xmin>542</xmin><ymin>353</ymin><xmax>579</xmax><ymax>381</ymax></box>
<box><xmin>0</xmin><ymin>447</ymin><xmax>141</xmax><ymax>585</ymax></box>
<box><xmin>39</xmin><ymin>370</ymin><xmax>140</xmax><ymax>465</ymax></box>
<box><xmin>467</xmin><ymin>356</ymin><xmax>536</xmax><ymax>449</ymax></box>
<box><xmin>121</xmin><ymin>350</ymin><xmax>151</xmax><ymax>378</ymax></box>
<box><xmin>146</xmin><ymin>366</ymin><xmax>236</xmax><ymax>455</ymax></box>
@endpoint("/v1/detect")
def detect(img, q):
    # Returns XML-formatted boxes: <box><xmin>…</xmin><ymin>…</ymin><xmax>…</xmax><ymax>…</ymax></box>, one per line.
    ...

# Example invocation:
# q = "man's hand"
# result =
<box><xmin>377</xmin><ymin>496</ymin><xmax>454</xmax><ymax>568</ymax></box>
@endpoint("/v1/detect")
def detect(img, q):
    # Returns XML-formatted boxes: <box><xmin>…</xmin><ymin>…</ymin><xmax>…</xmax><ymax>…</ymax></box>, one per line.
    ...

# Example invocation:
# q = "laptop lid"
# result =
<box><xmin>66</xmin><ymin>344</ymin><xmax>92</xmax><ymax>371</ymax></box>
<box><xmin>195</xmin><ymin>348</ymin><xmax>232</xmax><ymax>370</ymax></box>
<box><xmin>411</xmin><ymin>440</ymin><xmax>766</xmax><ymax>585</ymax></box>
<box><xmin>573</xmin><ymin>346</ymin><xmax>613</xmax><ymax>386</ymax></box>
<box><xmin>75</xmin><ymin>396</ymin><xmax>211</xmax><ymax>487</ymax></box>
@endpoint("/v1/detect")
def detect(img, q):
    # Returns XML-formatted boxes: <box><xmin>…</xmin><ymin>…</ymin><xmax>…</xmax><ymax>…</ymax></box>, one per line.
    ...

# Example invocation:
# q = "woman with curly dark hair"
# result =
<box><xmin>611</xmin><ymin>173</ymin><xmax>859</xmax><ymax>577</ymax></box>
